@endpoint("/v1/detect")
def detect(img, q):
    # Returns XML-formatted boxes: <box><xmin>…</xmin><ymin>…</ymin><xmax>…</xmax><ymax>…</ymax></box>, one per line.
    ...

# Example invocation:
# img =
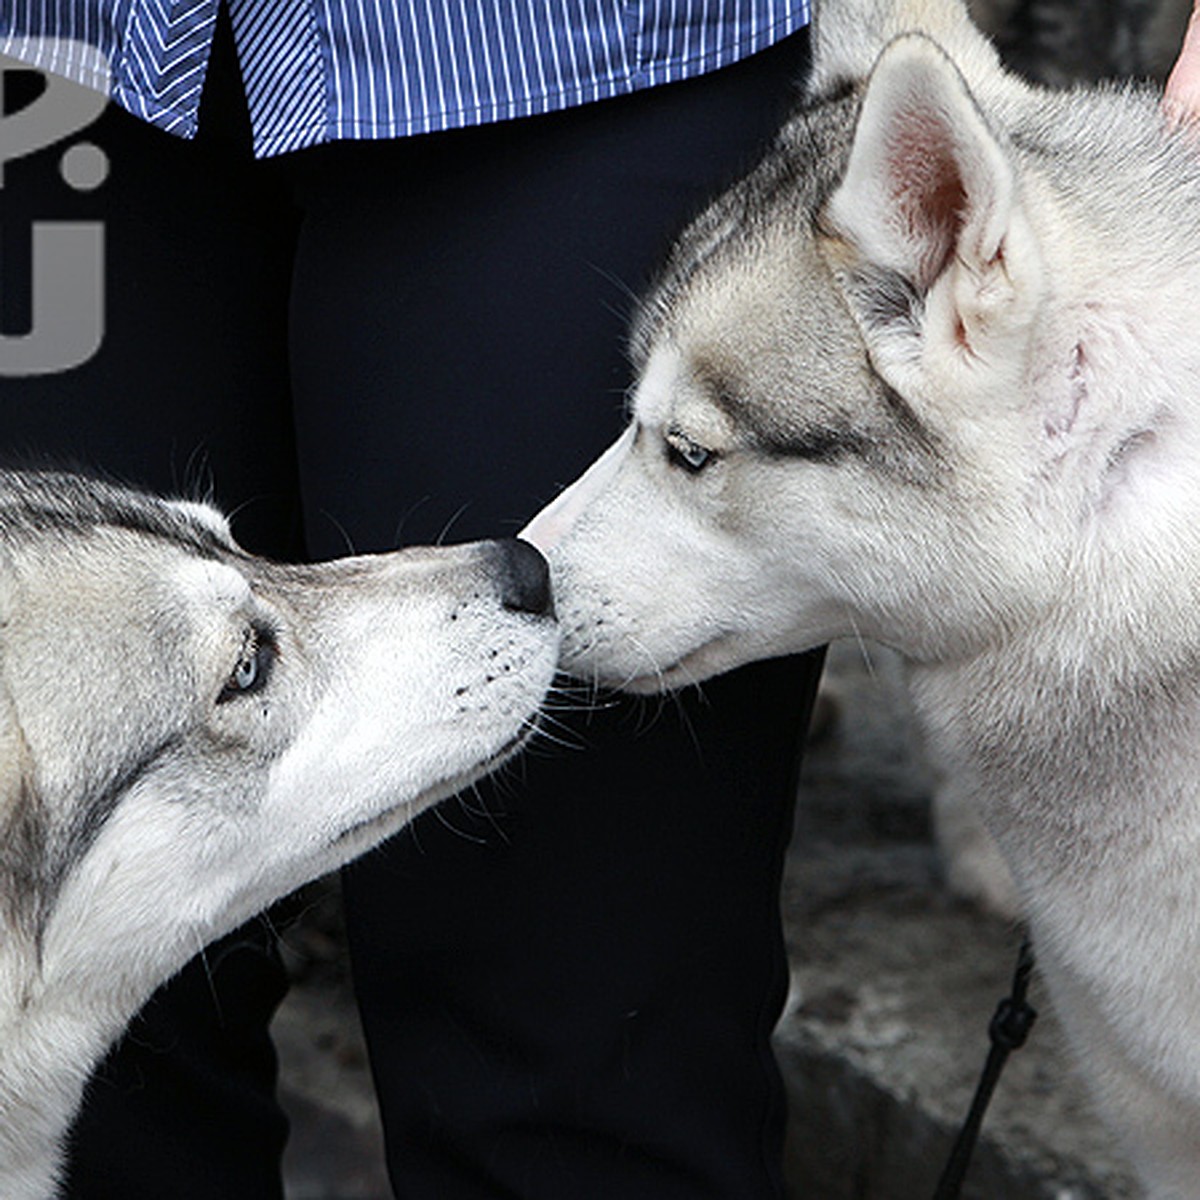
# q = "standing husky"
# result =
<box><xmin>525</xmin><ymin>0</ymin><xmax>1200</xmax><ymax>1193</ymax></box>
<box><xmin>0</xmin><ymin>470</ymin><xmax>557</xmax><ymax>1200</ymax></box>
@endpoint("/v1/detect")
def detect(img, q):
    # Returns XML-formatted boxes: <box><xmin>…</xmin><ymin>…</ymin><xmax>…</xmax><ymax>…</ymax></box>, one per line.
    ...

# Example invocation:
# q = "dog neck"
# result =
<box><xmin>915</xmin><ymin>234</ymin><xmax>1200</xmax><ymax>833</ymax></box>
<box><xmin>910</xmin><ymin>630</ymin><xmax>1200</xmax><ymax>887</ymax></box>
<box><xmin>0</xmin><ymin>945</ymin><xmax>147</xmax><ymax>1199</ymax></box>
<box><xmin>0</xmin><ymin>1008</ymin><xmax>108</xmax><ymax>1199</ymax></box>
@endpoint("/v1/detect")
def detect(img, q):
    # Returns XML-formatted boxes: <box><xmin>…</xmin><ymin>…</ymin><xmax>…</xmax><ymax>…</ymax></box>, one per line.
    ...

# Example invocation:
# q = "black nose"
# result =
<box><xmin>496</xmin><ymin>538</ymin><xmax>554</xmax><ymax>617</ymax></box>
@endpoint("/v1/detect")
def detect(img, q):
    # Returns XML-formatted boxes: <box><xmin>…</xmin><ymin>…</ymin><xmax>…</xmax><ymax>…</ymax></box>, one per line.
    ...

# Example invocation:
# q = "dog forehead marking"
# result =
<box><xmin>633</xmin><ymin>343</ymin><xmax>685</xmax><ymax>428</ymax></box>
<box><xmin>172</xmin><ymin>557</ymin><xmax>251</xmax><ymax>611</ymax></box>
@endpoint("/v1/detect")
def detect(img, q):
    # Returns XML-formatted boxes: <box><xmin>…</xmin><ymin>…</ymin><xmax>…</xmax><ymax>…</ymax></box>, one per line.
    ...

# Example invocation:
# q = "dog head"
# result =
<box><xmin>0</xmin><ymin>472</ymin><xmax>557</xmax><ymax>1027</ymax></box>
<box><xmin>525</xmin><ymin>0</ymin><xmax>1200</xmax><ymax>690</ymax></box>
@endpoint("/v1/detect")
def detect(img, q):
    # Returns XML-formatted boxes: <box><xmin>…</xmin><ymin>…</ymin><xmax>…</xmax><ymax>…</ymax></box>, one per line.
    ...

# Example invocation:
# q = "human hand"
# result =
<box><xmin>1165</xmin><ymin>0</ymin><xmax>1200</xmax><ymax>120</ymax></box>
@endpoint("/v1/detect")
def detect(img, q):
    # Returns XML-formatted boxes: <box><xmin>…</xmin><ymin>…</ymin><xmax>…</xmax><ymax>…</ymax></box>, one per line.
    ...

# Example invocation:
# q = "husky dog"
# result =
<box><xmin>524</xmin><ymin>0</ymin><xmax>1200</xmax><ymax>1192</ymax></box>
<box><xmin>0</xmin><ymin>470</ymin><xmax>557</xmax><ymax>1199</ymax></box>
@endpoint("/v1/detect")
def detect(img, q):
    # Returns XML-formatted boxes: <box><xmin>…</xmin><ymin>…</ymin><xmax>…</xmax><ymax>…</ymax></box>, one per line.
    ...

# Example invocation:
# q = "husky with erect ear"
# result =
<box><xmin>525</xmin><ymin>0</ymin><xmax>1200</xmax><ymax>1192</ymax></box>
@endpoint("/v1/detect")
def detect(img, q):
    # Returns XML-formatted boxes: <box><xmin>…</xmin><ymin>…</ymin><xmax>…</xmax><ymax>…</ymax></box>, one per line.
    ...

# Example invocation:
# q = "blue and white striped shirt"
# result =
<box><xmin>1</xmin><ymin>0</ymin><xmax>810</xmax><ymax>158</ymax></box>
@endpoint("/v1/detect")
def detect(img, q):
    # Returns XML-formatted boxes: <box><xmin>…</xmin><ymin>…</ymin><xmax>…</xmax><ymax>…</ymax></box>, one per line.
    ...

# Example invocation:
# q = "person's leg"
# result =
<box><xmin>0</xmin><ymin>25</ymin><xmax>298</xmax><ymax>1197</ymax></box>
<box><xmin>287</xmin><ymin>34</ymin><xmax>820</xmax><ymax>1198</ymax></box>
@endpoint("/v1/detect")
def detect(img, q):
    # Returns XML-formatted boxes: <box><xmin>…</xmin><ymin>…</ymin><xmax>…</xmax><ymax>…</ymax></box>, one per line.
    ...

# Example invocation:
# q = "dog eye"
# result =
<box><xmin>665</xmin><ymin>431</ymin><xmax>715</xmax><ymax>474</ymax></box>
<box><xmin>218</xmin><ymin>628</ymin><xmax>276</xmax><ymax>704</ymax></box>
<box><xmin>233</xmin><ymin>652</ymin><xmax>260</xmax><ymax>691</ymax></box>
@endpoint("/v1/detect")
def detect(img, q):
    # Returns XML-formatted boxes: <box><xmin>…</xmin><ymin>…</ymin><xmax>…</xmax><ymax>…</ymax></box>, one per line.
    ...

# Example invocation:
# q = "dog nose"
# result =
<box><xmin>496</xmin><ymin>538</ymin><xmax>554</xmax><ymax>617</ymax></box>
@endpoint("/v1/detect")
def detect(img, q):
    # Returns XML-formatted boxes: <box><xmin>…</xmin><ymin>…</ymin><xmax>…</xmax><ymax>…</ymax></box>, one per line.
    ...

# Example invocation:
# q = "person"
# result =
<box><xmin>0</xmin><ymin>5</ymin><xmax>819</xmax><ymax>1198</ymax></box>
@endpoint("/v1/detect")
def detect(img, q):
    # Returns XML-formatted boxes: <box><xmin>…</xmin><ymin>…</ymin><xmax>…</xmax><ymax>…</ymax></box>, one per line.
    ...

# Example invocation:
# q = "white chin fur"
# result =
<box><xmin>600</xmin><ymin>633</ymin><xmax>746</xmax><ymax>694</ymax></box>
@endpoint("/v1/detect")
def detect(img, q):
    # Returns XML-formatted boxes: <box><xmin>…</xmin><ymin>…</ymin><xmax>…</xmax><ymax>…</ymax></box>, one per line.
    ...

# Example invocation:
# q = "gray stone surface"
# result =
<box><xmin>273</xmin><ymin>881</ymin><xmax>390</xmax><ymax>1200</ymax></box>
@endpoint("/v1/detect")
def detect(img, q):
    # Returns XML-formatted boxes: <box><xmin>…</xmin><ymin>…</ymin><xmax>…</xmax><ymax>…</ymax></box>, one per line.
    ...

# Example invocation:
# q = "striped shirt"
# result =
<box><xmin>0</xmin><ymin>0</ymin><xmax>810</xmax><ymax>158</ymax></box>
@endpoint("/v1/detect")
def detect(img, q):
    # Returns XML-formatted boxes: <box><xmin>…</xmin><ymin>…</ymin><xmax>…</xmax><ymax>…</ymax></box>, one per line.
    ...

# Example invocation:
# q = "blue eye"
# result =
<box><xmin>234</xmin><ymin>652</ymin><xmax>259</xmax><ymax>691</ymax></box>
<box><xmin>666</xmin><ymin>431</ymin><xmax>715</xmax><ymax>474</ymax></box>
<box><xmin>218</xmin><ymin>629</ymin><xmax>276</xmax><ymax>704</ymax></box>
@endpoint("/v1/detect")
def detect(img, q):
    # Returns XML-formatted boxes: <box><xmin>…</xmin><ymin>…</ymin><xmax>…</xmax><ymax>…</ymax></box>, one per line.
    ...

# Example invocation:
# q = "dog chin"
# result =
<box><xmin>331</xmin><ymin>722</ymin><xmax>539</xmax><ymax>849</ymax></box>
<box><xmin>615</xmin><ymin>634</ymin><xmax>751</xmax><ymax>694</ymax></box>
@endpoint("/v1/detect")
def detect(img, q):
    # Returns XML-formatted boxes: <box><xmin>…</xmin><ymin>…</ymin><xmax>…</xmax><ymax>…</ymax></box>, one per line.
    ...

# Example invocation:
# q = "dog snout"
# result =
<box><xmin>495</xmin><ymin>539</ymin><xmax>554</xmax><ymax>618</ymax></box>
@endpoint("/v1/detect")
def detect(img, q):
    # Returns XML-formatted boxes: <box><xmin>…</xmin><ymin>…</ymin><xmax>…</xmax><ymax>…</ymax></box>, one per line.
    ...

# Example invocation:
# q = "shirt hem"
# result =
<box><xmin>251</xmin><ymin>13</ymin><xmax>809</xmax><ymax>158</ymax></box>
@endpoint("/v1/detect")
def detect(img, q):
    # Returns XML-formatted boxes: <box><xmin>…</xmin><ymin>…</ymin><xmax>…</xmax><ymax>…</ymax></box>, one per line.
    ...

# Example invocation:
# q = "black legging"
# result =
<box><xmin>2</xmin><ymin>20</ymin><xmax>821</xmax><ymax>1198</ymax></box>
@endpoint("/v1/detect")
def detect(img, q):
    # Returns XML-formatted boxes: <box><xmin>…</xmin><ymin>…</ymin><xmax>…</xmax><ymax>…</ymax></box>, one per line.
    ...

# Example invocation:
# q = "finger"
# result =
<box><xmin>1164</xmin><ymin>0</ymin><xmax>1200</xmax><ymax>123</ymax></box>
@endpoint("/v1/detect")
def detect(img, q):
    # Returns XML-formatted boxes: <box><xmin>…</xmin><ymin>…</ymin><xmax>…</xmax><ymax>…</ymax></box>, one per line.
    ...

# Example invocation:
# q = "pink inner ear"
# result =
<box><xmin>888</xmin><ymin>111</ymin><xmax>968</xmax><ymax>289</ymax></box>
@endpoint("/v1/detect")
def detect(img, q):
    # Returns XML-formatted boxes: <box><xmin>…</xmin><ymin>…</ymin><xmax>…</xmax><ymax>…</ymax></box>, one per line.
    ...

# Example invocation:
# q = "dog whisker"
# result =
<box><xmin>435</xmin><ymin>502</ymin><xmax>473</xmax><ymax>547</ymax></box>
<box><xmin>315</xmin><ymin>507</ymin><xmax>358</xmax><ymax>556</ymax></box>
<box><xmin>389</xmin><ymin>494</ymin><xmax>433</xmax><ymax>548</ymax></box>
<box><xmin>455</xmin><ymin>781</ymin><xmax>512</xmax><ymax>844</ymax></box>
<box><xmin>431</xmin><ymin>805</ymin><xmax>490</xmax><ymax>844</ymax></box>
<box><xmin>585</xmin><ymin>260</ymin><xmax>642</xmax><ymax>317</ymax></box>
<box><xmin>843</xmin><ymin>611</ymin><xmax>877</xmax><ymax>683</ymax></box>
<box><xmin>524</xmin><ymin>718</ymin><xmax>587</xmax><ymax>755</ymax></box>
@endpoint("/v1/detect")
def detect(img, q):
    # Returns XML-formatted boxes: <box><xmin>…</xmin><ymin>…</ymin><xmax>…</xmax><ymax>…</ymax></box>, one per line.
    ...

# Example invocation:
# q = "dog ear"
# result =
<box><xmin>821</xmin><ymin>33</ymin><xmax>1045</xmax><ymax>369</ymax></box>
<box><xmin>826</xmin><ymin>34</ymin><xmax>1014</xmax><ymax>293</ymax></box>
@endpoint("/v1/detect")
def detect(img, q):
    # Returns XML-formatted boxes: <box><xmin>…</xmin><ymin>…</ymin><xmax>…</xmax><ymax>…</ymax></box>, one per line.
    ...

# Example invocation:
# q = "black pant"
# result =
<box><xmin>1</xmin><ymin>24</ymin><xmax>821</xmax><ymax>1198</ymax></box>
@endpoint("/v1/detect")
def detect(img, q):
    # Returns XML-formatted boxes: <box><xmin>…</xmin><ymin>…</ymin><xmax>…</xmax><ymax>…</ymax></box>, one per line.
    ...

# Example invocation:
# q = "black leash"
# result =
<box><xmin>933</xmin><ymin>936</ymin><xmax>1038</xmax><ymax>1200</ymax></box>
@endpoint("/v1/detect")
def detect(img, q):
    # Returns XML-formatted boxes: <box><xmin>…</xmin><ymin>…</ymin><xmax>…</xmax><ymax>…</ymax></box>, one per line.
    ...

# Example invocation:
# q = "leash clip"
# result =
<box><xmin>933</xmin><ymin>936</ymin><xmax>1038</xmax><ymax>1200</ymax></box>
<box><xmin>989</xmin><ymin>992</ymin><xmax>1037</xmax><ymax>1053</ymax></box>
